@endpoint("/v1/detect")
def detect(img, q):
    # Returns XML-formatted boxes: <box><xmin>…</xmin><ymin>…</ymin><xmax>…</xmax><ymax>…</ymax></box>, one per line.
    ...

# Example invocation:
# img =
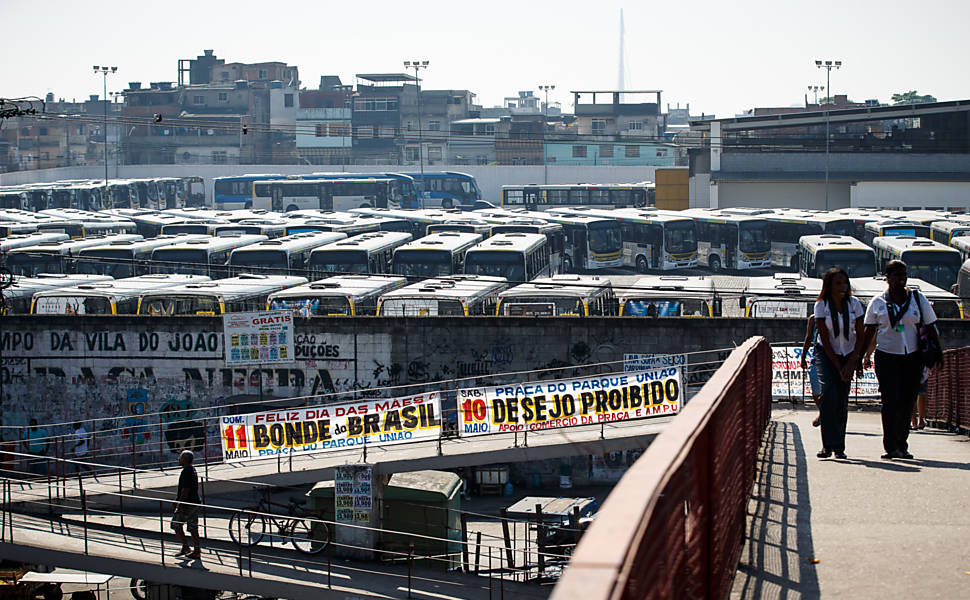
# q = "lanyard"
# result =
<box><xmin>827</xmin><ymin>297</ymin><xmax>851</xmax><ymax>340</ymax></box>
<box><xmin>886</xmin><ymin>291</ymin><xmax>911</xmax><ymax>331</ymax></box>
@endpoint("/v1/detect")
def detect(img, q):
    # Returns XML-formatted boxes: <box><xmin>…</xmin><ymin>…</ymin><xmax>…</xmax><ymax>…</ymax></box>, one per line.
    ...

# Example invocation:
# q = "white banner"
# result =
<box><xmin>772</xmin><ymin>346</ymin><xmax>879</xmax><ymax>400</ymax></box>
<box><xmin>457</xmin><ymin>368</ymin><xmax>682</xmax><ymax>437</ymax></box>
<box><xmin>220</xmin><ymin>392</ymin><xmax>441</xmax><ymax>462</ymax></box>
<box><xmin>223</xmin><ymin>310</ymin><xmax>295</xmax><ymax>366</ymax></box>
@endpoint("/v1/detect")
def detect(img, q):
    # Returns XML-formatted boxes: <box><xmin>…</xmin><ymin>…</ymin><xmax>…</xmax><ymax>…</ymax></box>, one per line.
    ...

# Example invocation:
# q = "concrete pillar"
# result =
<box><xmin>333</xmin><ymin>463</ymin><xmax>382</xmax><ymax>560</ymax></box>
<box><xmin>710</xmin><ymin>121</ymin><xmax>721</xmax><ymax>172</ymax></box>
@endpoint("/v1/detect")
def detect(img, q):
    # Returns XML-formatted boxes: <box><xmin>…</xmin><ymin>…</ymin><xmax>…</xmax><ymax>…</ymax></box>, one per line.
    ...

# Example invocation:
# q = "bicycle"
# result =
<box><xmin>227</xmin><ymin>490</ymin><xmax>330</xmax><ymax>555</ymax></box>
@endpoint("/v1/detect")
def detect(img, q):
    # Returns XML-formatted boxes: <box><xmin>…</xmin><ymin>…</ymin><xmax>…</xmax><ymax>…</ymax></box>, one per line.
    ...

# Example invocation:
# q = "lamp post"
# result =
<box><xmin>538</xmin><ymin>85</ymin><xmax>555</xmax><ymax>184</ymax></box>
<box><xmin>538</xmin><ymin>84</ymin><xmax>555</xmax><ymax>116</ymax></box>
<box><xmin>93</xmin><ymin>65</ymin><xmax>117</xmax><ymax>194</ymax></box>
<box><xmin>807</xmin><ymin>85</ymin><xmax>824</xmax><ymax>105</ymax></box>
<box><xmin>815</xmin><ymin>60</ymin><xmax>841</xmax><ymax>210</ymax></box>
<box><xmin>403</xmin><ymin>60</ymin><xmax>429</xmax><ymax>208</ymax></box>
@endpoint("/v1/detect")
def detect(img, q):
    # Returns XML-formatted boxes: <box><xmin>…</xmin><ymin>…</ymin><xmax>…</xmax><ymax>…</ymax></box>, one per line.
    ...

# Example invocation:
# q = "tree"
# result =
<box><xmin>891</xmin><ymin>91</ymin><xmax>937</xmax><ymax>105</ymax></box>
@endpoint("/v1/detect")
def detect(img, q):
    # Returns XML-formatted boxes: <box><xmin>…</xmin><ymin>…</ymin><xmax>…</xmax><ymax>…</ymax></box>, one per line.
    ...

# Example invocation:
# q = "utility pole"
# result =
<box><xmin>815</xmin><ymin>60</ymin><xmax>841</xmax><ymax>210</ymax></box>
<box><xmin>404</xmin><ymin>60</ymin><xmax>429</xmax><ymax>208</ymax></box>
<box><xmin>93</xmin><ymin>66</ymin><xmax>118</xmax><ymax>194</ymax></box>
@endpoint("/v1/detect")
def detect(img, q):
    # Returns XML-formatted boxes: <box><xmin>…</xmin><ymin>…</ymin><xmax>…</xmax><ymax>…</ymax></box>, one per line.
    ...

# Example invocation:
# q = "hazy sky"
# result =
<box><xmin>3</xmin><ymin>0</ymin><xmax>968</xmax><ymax>118</ymax></box>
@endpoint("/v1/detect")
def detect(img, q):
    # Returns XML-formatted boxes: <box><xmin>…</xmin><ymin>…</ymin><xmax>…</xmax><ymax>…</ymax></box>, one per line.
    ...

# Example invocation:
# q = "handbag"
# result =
<box><xmin>914</xmin><ymin>290</ymin><xmax>943</xmax><ymax>368</ymax></box>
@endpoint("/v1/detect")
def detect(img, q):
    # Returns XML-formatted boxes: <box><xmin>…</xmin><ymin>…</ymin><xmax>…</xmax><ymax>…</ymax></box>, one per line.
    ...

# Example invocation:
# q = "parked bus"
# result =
<box><xmin>953</xmin><ymin>237</ymin><xmax>970</xmax><ymax>263</ymax></box>
<box><xmin>0</xmin><ymin>189</ymin><xmax>30</xmax><ymax>211</ymax></box>
<box><xmin>500</xmin><ymin>183</ymin><xmax>651</xmax><ymax>211</ymax></box>
<box><xmin>1</xmin><ymin>274</ymin><xmax>114</xmax><ymax>314</ymax></box>
<box><xmin>267</xmin><ymin>275</ymin><xmax>407</xmax><ymax>316</ymax></box>
<box><xmin>617</xmin><ymin>275</ymin><xmax>721</xmax><ymax>317</ymax></box>
<box><xmin>797</xmin><ymin>234</ymin><xmax>876</xmax><ymax>279</ymax></box>
<box><xmin>495</xmin><ymin>275</ymin><xmax>618</xmax><ymax>317</ymax></box>
<box><xmin>39</xmin><ymin>209</ymin><xmax>138</xmax><ymax>238</ymax></box>
<box><xmin>308</xmin><ymin>231</ymin><xmax>412</xmax><ymax>276</ymax></box>
<box><xmin>5</xmin><ymin>234</ymin><xmax>143</xmax><ymax>276</ymax></box>
<box><xmin>862</xmin><ymin>220</ymin><xmax>931</xmax><ymax>246</ymax></box>
<box><xmin>32</xmin><ymin>274</ymin><xmax>211</xmax><ymax>315</ymax></box>
<box><xmin>101</xmin><ymin>209</ymin><xmax>207</xmax><ymax>238</ymax></box>
<box><xmin>391</xmin><ymin>232</ymin><xmax>483</xmax><ymax>279</ymax></box>
<box><xmin>163</xmin><ymin>207</ymin><xmax>282</xmax><ymax>222</ymax></box>
<box><xmin>929</xmin><ymin>220</ymin><xmax>970</xmax><ymax>246</ymax></box>
<box><xmin>398</xmin><ymin>171</ymin><xmax>481</xmax><ymax>209</ymax></box>
<box><xmin>377</xmin><ymin>275</ymin><xmax>508</xmax><ymax>316</ymax></box>
<box><xmin>349</xmin><ymin>207</ymin><xmax>465</xmax><ymax>238</ymax></box>
<box><xmin>138</xmin><ymin>274</ymin><xmax>307</xmax><ymax>316</ymax></box>
<box><xmin>872</xmin><ymin>236</ymin><xmax>963</xmax><ymax>291</ymax></box>
<box><xmin>681</xmin><ymin>210</ymin><xmax>771</xmax><ymax>271</ymax></box>
<box><xmin>741</xmin><ymin>274</ymin><xmax>822</xmax><ymax>319</ymax></box>
<box><xmin>303</xmin><ymin>172</ymin><xmax>420</xmax><ymax>209</ymax></box>
<box><xmin>488</xmin><ymin>219</ymin><xmax>567</xmax><ymax>273</ymax></box>
<box><xmin>76</xmin><ymin>235</ymin><xmax>208</xmax><ymax>278</ymax></box>
<box><xmin>0</xmin><ymin>232</ymin><xmax>70</xmax><ymax>253</ymax></box>
<box><xmin>425</xmin><ymin>220</ymin><xmax>494</xmax><ymax>237</ymax></box>
<box><xmin>150</xmin><ymin>234</ymin><xmax>268</xmax><ymax>279</ymax></box>
<box><xmin>758</xmin><ymin>210</ymin><xmax>857</xmax><ymax>270</ymax></box>
<box><xmin>463</xmin><ymin>233</ymin><xmax>552</xmax><ymax>282</ymax></box>
<box><xmin>852</xmin><ymin>276</ymin><xmax>964</xmax><ymax>320</ymax></box>
<box><xmin>957</xmin><ymin>258</ymin><xmax>970</xmax><ymax>303</ymax></box>
<box><xmin>228</xmin><ymin>231</ymin><xmax>348</xmax><ymax>276</ymax></box>
<box><xmin>213</xmin><ymin>174</ymin><xmax>284</xmax><ymax>210</ymax></box>
<box><xmin>550</xmin><ymin>207</ymin><xmax>698</xmax><ymax>272</ymax></box>
<box><xmin>253</xmin><ymin>178</ymin><xmax>404</xmax><ymax>212</ymax></box>
<box><xmin>282</xmin><ymin>217</ymin><xmax>380</xmax><ymax>237</ymax></box>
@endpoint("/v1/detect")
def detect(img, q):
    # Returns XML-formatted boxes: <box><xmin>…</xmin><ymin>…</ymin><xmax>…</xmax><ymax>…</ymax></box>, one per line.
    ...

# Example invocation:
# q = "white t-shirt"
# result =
<box><xmin>73</xmin><ymin>426</ymin><xmax>90</xmax><ymax>457</ymax></box>
<box><xmin>863</xmin><ymin>290</ymin><xmax>937</xmax><ymax>355</ymax></box>
<box><xmin>814</xmin><ymin>296</ymin><xmax>865</xmax><ymax>355</ymax></box>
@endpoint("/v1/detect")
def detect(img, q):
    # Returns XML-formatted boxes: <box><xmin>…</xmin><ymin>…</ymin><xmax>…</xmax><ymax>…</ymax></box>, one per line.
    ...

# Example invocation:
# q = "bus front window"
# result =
<box><xmin>587</xmin><ymin>222</ymin><xmax>623</xmax><ymax>254</ymax></box>
<box><xmin>270</xmin><ymin>297</ymin><xmax>352</xmax><ymax>316</ymax></box>
<box><xmin>739</xmin><ymin>222</ymin><xmax>771</xmax><ymax>253</ymax></box>
<box><xmin>464</xmin><ymin>252</ymin><xmax>525</xmax><ymax>281</ymax></box>
<box><xmin>903</xmin><ymin>253</ymin><xmax>962</xmax><ymax>290</ymax></box>
<box><xmin>392</xmin><ymin>250</ymin><xmax>454</xmax><ymax>277</ymax></box>
<box><xmin>664</xmin><ymin>221</ymin><xmax>698</xmax><ymax>254</ymax></box>
<box><xmin>815</xmin><ymin>250</ymin><xmax>876</xmax><ymax>278</ymax></box>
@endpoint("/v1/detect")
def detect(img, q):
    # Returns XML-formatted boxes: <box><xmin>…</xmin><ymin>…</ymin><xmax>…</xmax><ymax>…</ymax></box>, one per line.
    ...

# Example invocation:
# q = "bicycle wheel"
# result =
<box><xmin>228</xmin><ymin>510</ymin><xmax>266</xmax><ymax>547</ymax></box>
<box><xmin>290</xmin><ymin>518</ymin><xmax>329</xmax><ymax>555</ymax></box>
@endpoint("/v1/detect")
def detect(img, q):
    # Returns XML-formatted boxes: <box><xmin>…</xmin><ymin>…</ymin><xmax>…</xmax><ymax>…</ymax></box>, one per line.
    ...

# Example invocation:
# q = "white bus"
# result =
<box><xmin>862</xmin><ymin>220</ymin><xmax>930</xmax><ymax>246</ymax></box>
<box><xmin>75</xmin><ymin>235</ymin><xmax>208</xmax><ymax>278</ymax></box>
<box><xmin>32</xmin><ymin>274</ymin><xmax>211</xmax><ymax>315</ymax></box>
<box><xmin>550</xmin><ymin>207</ymin><xmax>698</xmax><ymax>272</ymax></box>
<box><xmin>391</xmin><ymin>232</ymin><xmax>484</xmax><ymax>279</ymax></box>
<box><xmin>852</xmin><ymin>276</ymin><xmax>964</xmax><ymax>320</ymax></box>
<box><xmin>350</xmin><ymin>207</ymin><xmax>464</xmax><ymax>238</ymax></box>
<box><xmin>956</xmin><ymin>259</ymin><xmax>970</xmax><ymax>303</ymax></box>
<box><xmin>495</xmin><ymin>274</ymin><xmax>618</xmax><ymax>317</ymax></box>
<box><xmin>267</xmin><ymin>275</ymin><xmax>407</xmax><ymax>316</ymax></box>
<box><xmin>953</xmin><ymin>237</ymin><xmax>970</xmax><ymax>263</ymax></box>
<box><xmin>377</xmin><ymin>275</ymin><xmax>508</xmax><ymax>316</ymax></box>
<box><xmin>308</xmin><ymin>231</ymin><xmax>413</xmax><ymax>277</ymax></box>
<box><xmin>253</xmin><ymin>178</ymin><xmax>405</xmax><ymax>212</ymax></box>
<box><xmin>0</xmin><ymin>232</ymin><xmax>70</xmax><ymax>253</ymax></box>
<box><xmin>100</xmin><ymin>209</ymin><xmax>208</xmax><ymax>238</ymax></box>
<box><xmin>138</xmin><ymin>274</ymin><xmax>308</xmax><ymax>316</ymax></box>
<box><xmin>797</xmin><ymin>235</ymin><xmax>877</xmax><ymax>279</ymax></box>
<box><xmin>758</xmin><ymin>210</ymin><xmax>857</xmax><ymax>271</ymax></box>
<box><xmin>1</xmin><ymin>274</ymin><xmax>114</xmax><ymax>315</ymax></box>
<box><xmin>681</xmin><ymin>210</ymin><xmax>771</xmax><ymax>271</ymax></box>
<box><xmin>741</xmin><ymin>274</ymin><xmax>822</xmax><ymax>319</ymax></box>
<box><xmin>463</xmin><ymin>233</ymin><xmax>552</xmax><ymax>282</ymax></box>
<box><xmin>228</xmin><ymin>231</ymin><xmax>348</xmax><ymax>277</ymax></box>
<box><xmin>929</xmin><ymin>220</ymin><xmax>970</xmax><ymax>246</ymax></box>
<box><xmin>617</xmin><ymin>275</ymin><xmax>721</xmax><ymax>317</ymax></box>
<box><xmin>500</xmin><ymin>183</ymin><xmax>653</xmax><ymax>210</ymax></box>
<box><xmin>872</xmin><ymin>236</ymin><xmax>963</xmax><ymax>291</ymax></box>
<box><xmin>150</xmin><ymin>234</ymin><xmax>268</xmax><ymax>279</ymax></box>
<box><xmin>488</xmin><ymin>219</ymin><xmax>567</xmax><ymax>274</ymax></box>
<box><xmin>5</xmin><ymin>234</ymin><xmax>143</xmax><ymax>276</ymax></box>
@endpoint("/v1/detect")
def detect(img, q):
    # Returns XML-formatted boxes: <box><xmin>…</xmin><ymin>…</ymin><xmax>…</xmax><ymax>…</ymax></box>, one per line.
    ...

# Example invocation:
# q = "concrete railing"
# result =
<box><xmin>550</xmin><ymin>336</ymin><xmax>772</xmax><ymax>600</ymax></box>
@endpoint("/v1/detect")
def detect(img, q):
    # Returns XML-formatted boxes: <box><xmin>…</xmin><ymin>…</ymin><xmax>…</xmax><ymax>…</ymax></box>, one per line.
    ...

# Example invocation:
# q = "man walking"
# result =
<box><xmin>171</xmin><ymin>450</ymin><xmax>202</xmax><ymax>559</ymax></box>
<box><xmin>72</xmin><ymin>422</ymin><xmax>92</xmax><ymax>473</ymax></box>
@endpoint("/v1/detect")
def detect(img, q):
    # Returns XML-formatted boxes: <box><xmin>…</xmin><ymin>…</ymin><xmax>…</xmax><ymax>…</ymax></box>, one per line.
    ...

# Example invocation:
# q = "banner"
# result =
<box><xmin>223</xmin><ymin>310</ymin><xmax>295</xmax><ymax>366</ymax></box>
<box><xmin>220</xmin><ymin>392</ymin><xmax>441</xmax><ymax>462</ymax></box>
<box><xmin>457</xmin><ymin>368</ymin><xmax>682</xmax><ymax>437</ymax></box>
<box><xmin>772</xmin><ymin>346</ymin><xmax>879</xmax><ymax>400</ymax></box>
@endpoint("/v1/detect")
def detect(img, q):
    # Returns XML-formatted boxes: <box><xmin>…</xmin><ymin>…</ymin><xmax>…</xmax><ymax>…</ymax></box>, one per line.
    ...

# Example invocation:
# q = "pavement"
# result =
<box><xmin>730</xmin><ymin>405</ymin><xmax>970</xmax><ymax>599</ymax></box>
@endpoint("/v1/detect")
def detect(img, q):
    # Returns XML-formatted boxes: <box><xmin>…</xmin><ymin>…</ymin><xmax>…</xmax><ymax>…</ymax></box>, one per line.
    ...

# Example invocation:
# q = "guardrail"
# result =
<box><xmin>926</xmin><ymin>346</ymin><xmax>970</xmax><ymax>433</ymax></box>
<box><xmin>550</xmin><ymin>336</ymin><xmax>772</xmax><ymax>600</ymax></box>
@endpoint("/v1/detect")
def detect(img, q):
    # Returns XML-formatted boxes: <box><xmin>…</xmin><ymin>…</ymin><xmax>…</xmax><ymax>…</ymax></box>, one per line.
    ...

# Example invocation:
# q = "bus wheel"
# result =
<box><xmin>286</xmin><ymin>204</ymin><xmax>299</xmax><ymax>213</ymax></box>
<box><xmin>636</xmin><ymin>256</ymin><xmax>649</xmax><ymax>273</ymax></box>
<box><xmin>709</xmin><ymin>255</ymin><xmax>722</xmax><ymax>272</ymax></box>
<box><xmin>442</xmin><ymin>199</ymin><xmax>454</xmax><ymax>209</ymax></box>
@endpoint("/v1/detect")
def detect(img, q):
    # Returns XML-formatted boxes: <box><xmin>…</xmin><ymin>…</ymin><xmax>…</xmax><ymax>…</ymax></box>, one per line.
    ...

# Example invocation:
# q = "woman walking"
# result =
<box><xmin>814</xmin><ymin>268</ymin><xmax>865</xmax><ymax>459</ymax></box>
<box><xmin>862</xmin><ymin>260</ymin><xmax>942</xmax><ymax>460</ymax></box>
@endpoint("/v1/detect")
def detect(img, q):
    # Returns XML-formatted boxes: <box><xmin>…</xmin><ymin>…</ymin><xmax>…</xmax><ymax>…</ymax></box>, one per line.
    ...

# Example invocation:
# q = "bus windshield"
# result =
<box><xmin>739</xmin><ymin>222</ymin><xmax>771</xmax><ymax>253</ymax></box>
<box><xmin>623</xmin><ymin>298</ymin><xmax>708</xmax><ymax>317</ymax></box>
<box><xmin>381</xmin><ymin>299</ymin><xmax>466</xmax><ymax>316</ymax></box>
<box><xmin>392</xmin><ymin>250</ymin><xmax>454</xmax><ymax>277</ymax></box>
<box><xmin>270</xmin><ymin>297</ymin><xmax>352</xmax><ymax>316</ymax></box>
<box><xmin>35</xmin><ymin>295</ymin><xmax>111</xmax><ymax>315</ymax></box>
<box><xmin>815</xmin><ymin>250</ymin><xmax>876</xmax><ymax>278</ymax></box>
<box><xmin>587</xmin><ymin>222</ymin><xmax>623</xmax><ymax>254</ymax></box>
<box><xmin>503</xmin><ymin>296</ymin><xmax>585</xmax><ymax>316</ymax></box>
<box><xmin>140</xmin><ymin>295</ymin><xmax>220</xmax><ymax>315</ymax></box>
<box><xmin>152</xmin><ymin>250</ymin><xmax>209</xmax><ymax>275</ymax></box>
<box><xmin>902</xmin><ymin>252</ymin><xmax>962</xmax><ymax>289</ymax></box>
<box><xmin>464</xmin><ymin>252</ymin><xmax>525</xmax><ymax>281</ymax></box>
<box><xmin>77</xmin><ymin>249</ymin><xmax>138</xmax><ymax>278</ymax></box>
<box><xmin>664</xmin><ymin>221</ymin><xmax>697</xmax><ymax>254</ymax></box>
<box><xmin>309</xmin><ymin>250</ymin><xmax>370</xmax><ymax>274</ymax></box>
<box><xmin>824</xmin><ymin>220</ymin><xmax>856</xmax><ymax>237</ymax></box>
<box><xmin>230</xmin><ymin>251</ymin><xmax>288</xmax><ymax>272</ymax></box>
<box><xmin>6</xmin><ymin>254</ymin><xmax>63</xmax><ymax>277</ymax></box>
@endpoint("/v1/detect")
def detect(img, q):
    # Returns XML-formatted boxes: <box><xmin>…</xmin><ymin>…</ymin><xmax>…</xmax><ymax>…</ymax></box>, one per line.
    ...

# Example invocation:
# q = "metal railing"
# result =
<box><xmin>926</xmin><ymin>346</ymin><xmax>970</xmax><ymax>432</ymax></box>
<box><xmin>549</xmin><ymin>336</ymin><xmax>772</xmax><ymax>600</ymax></box>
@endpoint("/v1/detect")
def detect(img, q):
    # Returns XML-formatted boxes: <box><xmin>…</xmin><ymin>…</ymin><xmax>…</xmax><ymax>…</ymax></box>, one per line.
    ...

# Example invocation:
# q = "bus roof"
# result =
<box><xmin>139</xmin><ymin>274</ymin><xmax>308</xmax><ymax>300</ymax></box>
<box><xmin>394</xmin><ymin>231</ymin><xmax>483</xmax><ymax>253</ymax></box>
<box><xmin>151</xmin><ymin>234</ymin><xmax>268</xmax><ymax>253</ymax></box>
<box><xmin>379</xmin><ymin>275</ymin><xmax>507</xmax><ymax>302</ymax></box>
<box><xmin>77</xmin><ymin>234</ymin><xmax>210</xmax><ymax>254</ymax></box>
<box><xmin>229</xmin><ymin>231</ymin><xmax>348</xmax><ymax>257</ymax></box>
<box><xmin>929</xmin><ymin>220</ymin><xmax>970</xmax><ymax>235</ymax></box>
<box><xmin>743</xmin><ymin>273</ymin><xmax>823</xmax><ymax>298</ymax></box>
<box><xmin>33</xmin><ymin>274</ymin><xmax>212</xmax><ymax>302</ymax></box>
<box><xmin>498</xmin><ymin>274</ymin><xmax>612</xmax><ymax>300</ymax></box>
<box><xmin>3</xmin><ymin>274</ymin><xmax>115</xmax><ymax>300</ymax></box>
<box><xmin>0</xmin><ymin>232</ymin><xmax>71</xmax><ymax>251</ymax></box>
<box><xmin>680</xmin><ymin>209</ymin><xmax>769</xmax><ymax>224</ymax></box>
<box><xmin>311</xmin><ymin>231</ymin><xmax>412</xmax><ymax>253</ymax></box>
<box><xmin>268</xmin><ymin>275</ymin><xmax>407</xmax><ymax>300</ymax></box>
<box><xmin>466</xmin><ymin>232</ymin><xmax>546</xmax><ymax>254</ymax></box>
<box><xmin>7</xmin><ymin>234</ymin><xmax>144</xmax><ymax>256</ymax></box>
<box><xmin>798</xmin><ymin>234</ymin><xmax>873</xmax><ymax>253</ymax></box>
<box><xmin>871</xmin><ymin>236</ymin><xmax>960</xmax><ymax>254</ymax></box>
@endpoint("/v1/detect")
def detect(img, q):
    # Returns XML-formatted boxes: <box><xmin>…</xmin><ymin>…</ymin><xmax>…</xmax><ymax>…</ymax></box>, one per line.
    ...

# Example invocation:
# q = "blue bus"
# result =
<box><xmin>397</xmin><ymin>171</ymin><xmax>481</xmax><ymax>209</ymax></box>
<box><xmin>213</xmin><ymin>174</ymin><xmax>285</xmax><ymax>210</ymax></box>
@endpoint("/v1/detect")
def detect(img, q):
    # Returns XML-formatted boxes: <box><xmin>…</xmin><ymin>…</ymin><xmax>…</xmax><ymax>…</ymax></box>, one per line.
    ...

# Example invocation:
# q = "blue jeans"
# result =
<box><xmin>816</xmin><ymin>346</ymin><xmax>851</xmax><ymax>453</ymax></box>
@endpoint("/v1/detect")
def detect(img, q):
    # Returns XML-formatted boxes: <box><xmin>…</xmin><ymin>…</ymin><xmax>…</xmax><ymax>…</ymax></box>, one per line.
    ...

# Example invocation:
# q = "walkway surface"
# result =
<box><xmin>731</xmin><ymin>405</ymin><xmax>970</xmax><ymax>599</ymax></box>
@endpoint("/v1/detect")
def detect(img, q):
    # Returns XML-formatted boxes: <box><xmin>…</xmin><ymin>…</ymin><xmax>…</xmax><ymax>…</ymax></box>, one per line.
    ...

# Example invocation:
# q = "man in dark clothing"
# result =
<box><xmin>171</xmin><ymin>450</ymin><xmax>201</xmax><ymax>559</ymax></box>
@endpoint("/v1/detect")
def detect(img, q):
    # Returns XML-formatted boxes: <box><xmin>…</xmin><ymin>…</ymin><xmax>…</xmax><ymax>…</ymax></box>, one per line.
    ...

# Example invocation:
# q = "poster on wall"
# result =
<box><xmin>335</xmin><ymin>464</ymin><xmax>372</xmax><ymax>524</ymax></box>
<box><xmin>772</xmin><ymin>346</ymin><xmax>879</xmax><ymax>400</ymax></box>
<box><xmin>457</xmin><ymin>367</ymin><xmax>682</xmax><ymax>438</ymax></box>
<box><xmin>219</xmin><ymin>392</ymin><xmax>441</xmax><ymax>463</ymax></box>
<box><xmin>222</xmin><ymin>310</ymin><xmax>295</xmax><ymax>366</ymax></box>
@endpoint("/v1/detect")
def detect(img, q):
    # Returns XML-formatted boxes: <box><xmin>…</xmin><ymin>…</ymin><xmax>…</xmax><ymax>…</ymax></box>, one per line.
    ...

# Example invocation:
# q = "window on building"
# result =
<box><xmin>405</xmin><ymin>146</ymin><xmax>420</xmax><ymax>162</ymax></box>
<box><xmin>428</xmin><ymin>146</ymin><xmax>442</xmax><ymax>161</ymax></box>
<box><xmin>572</xmin><ymin>145</ymin><xmax>588</xmax><ymax>158</ymax></box>
<box><xmin>483</xmin><ymin>124</ymin><xmax>496</xmax><ymax>135</ymax></box>
<box><xmin>427</xmin><ymin>120</ymin><xmax>441</xmax><ymax>131</ymax></box>
<box><xmin>39</xmin><ymin>127</ymin><xmax>48</xmax><ymax>136</ymax></box>
<box><xmin>20</xmin><ymin>128</ymin><xmax>29</xmax><ymax>135</ymax></box>
<box><xmin>217</xmin><ymin>92</ymin><xmax>229</xmax><ymax>103</ymax></box>
<box><xmin>330</xmin><ymin>124</ymin><xmax>350</xmax><ymax>137</ymax></box>
<box><xmin>212</xmin><ymin>151</ymin><xmax>228</xmax><ymax>164</ymax></box>
<box><xmin>193</xmin><ymin>95</ymin><xmax>204</xmax><ymax>105</ymax></box>
<box><xmin>625</xmin><ymin>145</ymin><xmax>640</xmax><ymax>158</ymax></box>
<box><xmin>284</xmin><ymin>94</ymin><xmax>294</xmax><ymax>108</ymax></box>
<box><xmin>258</xmin><ymin>70</ymin><xmax>268</xmax><ymax>79</ymax></box>
<box><xmin>628</xmin><ymin>120</ymin><xmax>643</xmax><ymax>131</ymax></box>
<box><xmin>600</xmin><ymin>145</ymin><xmax>614</xmax><ymax>158</ymax></box>
<box><xmin>592</xmin><ymin>119</ymin><xmax>607</xmax><ymax>134</ymax></box>
<box><xmin>353</xmin><ymin>97</ymin><xmax>399</xmax><ymax>112</ymax></box>
<box><xmin>379</xmin><ymin>126</ymin><xmax>396</xmax><ymax>139</ymax></box>
<box><xmin>315</xmin><ymin>124</ymin><xmax>328</xmax><ymax>137</ymax></box>
<box><xmin>78</xmin><ymin>126</ymin><xmax>84</xmax><ymax>135</ymax></box>
<box><xmin>220</xmin><ymin>71</ymin><xmax>229</xmax><ymax>81</ymax></box>
<box><xmin>355</xmin><ymin>126</ymin><xmax>374</xmax><ymax>139</ymax></box>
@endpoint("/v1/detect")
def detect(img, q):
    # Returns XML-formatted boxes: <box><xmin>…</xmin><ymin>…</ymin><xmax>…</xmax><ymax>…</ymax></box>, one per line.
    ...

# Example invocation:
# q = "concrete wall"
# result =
<box><xmin>850</xmin><ymin>181</ymin><xmax>970</xmax><ymax>210</ymax></box>
<box><xmin>713</xmin><ymin>181</ymin><xmax>851</xmax><ymax>210</ymax></box>
<box><xmin>3</xmin><ymin>315</ymin><xmax>968</xmax><ymax>467</ymax></box>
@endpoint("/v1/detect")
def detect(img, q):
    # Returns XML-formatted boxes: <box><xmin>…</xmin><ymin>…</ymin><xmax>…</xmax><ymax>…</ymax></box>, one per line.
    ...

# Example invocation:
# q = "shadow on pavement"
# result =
<box><xmin>730</xmin><ymin>421</ymin><xmax>820</xmax><ymax>599</ymax></box>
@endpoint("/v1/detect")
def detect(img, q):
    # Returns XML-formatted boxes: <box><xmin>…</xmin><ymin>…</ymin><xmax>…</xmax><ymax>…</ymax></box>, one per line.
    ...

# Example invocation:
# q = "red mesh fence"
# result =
<box><xmin>551</xmin><ymin>337</ymin><xmax>772</xmax><ymax>600</ymax></box>
<box><xmin>926</xmin><ymin>346</ymin><xmax>970</xmax><ymax>432</ymax></box>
